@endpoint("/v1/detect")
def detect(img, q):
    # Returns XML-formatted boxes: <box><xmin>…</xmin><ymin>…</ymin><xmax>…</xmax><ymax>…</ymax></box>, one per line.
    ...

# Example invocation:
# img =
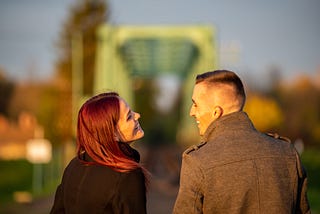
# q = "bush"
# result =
<box><xmin>301</xmin><ymin>148</ymin><xmax>320</xmax><ymax>213</ymax></box>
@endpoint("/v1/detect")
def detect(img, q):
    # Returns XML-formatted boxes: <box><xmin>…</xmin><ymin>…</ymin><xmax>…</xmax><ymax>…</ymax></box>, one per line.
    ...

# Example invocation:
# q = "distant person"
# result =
<box><xmin>51</xmin><ymin>92</ymin><xmax>149</xmax><ymax>214</ymax></box>
<box><xmin>173</xmin><ymin>70</ymin><xmax>310</xmax><ymax>213</ymax></box>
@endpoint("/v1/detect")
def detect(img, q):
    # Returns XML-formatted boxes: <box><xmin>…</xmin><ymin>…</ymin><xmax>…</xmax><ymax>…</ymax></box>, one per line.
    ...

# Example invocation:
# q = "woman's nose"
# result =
<box><xmin>190</xmin><ymin>105</ymin><xmax>195</xmax><ymax>117</ymax></box>
<box><xmin>134</xmin><ymin>112</ymin><xmax>140</xmax><ymax>120</ymax></box>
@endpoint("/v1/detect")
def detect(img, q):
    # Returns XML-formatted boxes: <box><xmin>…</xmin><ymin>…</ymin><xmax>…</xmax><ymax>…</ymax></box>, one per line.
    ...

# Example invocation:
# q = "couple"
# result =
<box><xmin>51</xmin><ymin>70</ymin><xmax>310</xmax><ymax>214</ymax></box>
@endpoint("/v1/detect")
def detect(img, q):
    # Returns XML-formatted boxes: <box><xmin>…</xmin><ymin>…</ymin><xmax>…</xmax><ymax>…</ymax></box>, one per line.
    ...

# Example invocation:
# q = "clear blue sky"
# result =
<box><xmin>0</xmin><ymin>0</ymin><xmax>319</xmax><ymax>85</ymax></box>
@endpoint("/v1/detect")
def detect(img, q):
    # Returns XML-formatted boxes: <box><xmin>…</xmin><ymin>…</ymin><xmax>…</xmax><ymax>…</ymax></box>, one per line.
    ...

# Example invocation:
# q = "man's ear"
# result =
<box><xmin>213</xmin><ymin>106</ymin><xmax>223</xmax><ymax>119</ymax></box>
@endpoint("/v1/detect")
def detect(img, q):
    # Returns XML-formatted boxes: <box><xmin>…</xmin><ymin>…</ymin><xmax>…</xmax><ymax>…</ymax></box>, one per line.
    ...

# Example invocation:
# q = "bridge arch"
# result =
<box><xmin>94</xmin><ymin>24</ymin><xmax>217</xmax><ymax>145</ymax></box>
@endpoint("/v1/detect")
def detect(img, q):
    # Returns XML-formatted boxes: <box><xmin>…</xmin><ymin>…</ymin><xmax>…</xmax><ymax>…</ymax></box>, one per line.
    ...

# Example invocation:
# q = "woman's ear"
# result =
<box><xmin>114</xmin><ymin>134</ymin><xmax>119</xmax><ymax>141</ymax></box>
<box><xmin>115</xmin><ymin>127</ymin><xmax>126</xmax><ymax>142</ymax></box>
<box><xmin>213</xmin><ymin>106</ymin><xmax>223</xmax><ymax>119</ymax></box>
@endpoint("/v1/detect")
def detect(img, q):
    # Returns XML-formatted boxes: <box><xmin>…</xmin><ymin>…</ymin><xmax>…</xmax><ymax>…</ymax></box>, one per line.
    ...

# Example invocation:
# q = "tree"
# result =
<box><xmin>0</xmin><ymin>69</ymin><xmax>15</xmax><ymax>117</ymax></box>
<box><xmin>277</xmin><ymin>75</ymin><xmax>320</xmax><ymax>146</ymax></box>
<box><xmin>53</xmin><ymin>0</ymin><xmax>109</xmax><ymax>142</ymax></box>
<box><xmin>244</xmin><ymin>93</ymin><xmax>283</xmax><ymax>132</ymax></box>
<box><xmin>55</xmin><ymin>0</ymin><xmax>108</xmax><ymax>95</ymax></box>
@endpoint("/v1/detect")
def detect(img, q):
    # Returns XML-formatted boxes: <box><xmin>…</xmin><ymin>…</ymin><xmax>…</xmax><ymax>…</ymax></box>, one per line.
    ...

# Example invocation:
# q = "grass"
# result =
<box><xmin>0</xmin><ymin>160</ymin><xmax>33</xmax><ymax>202</ymax></box>
<box><xmin>0</xmin><ymin>158</ymin><xmax>61</xmax><ymax>202</ymax></box>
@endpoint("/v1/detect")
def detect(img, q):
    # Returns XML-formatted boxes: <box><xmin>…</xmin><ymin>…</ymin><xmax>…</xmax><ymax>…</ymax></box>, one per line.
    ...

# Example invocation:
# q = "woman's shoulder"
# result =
<box><xmin>64</xmin><ymin>156</ymin><xmax>81</xmax><ymax>170</ymax></box>
<box><xmin>124</xmin><ymin>167</ymin><xmax>144</xmax><ymax>177</ymax></box>
<box><xmin>118</xmin><ymin>168</ymin><xmax>146</xmax><ymax>192</ymax></box>
<box><xmin>121</xmin><ymin>168</ymin><xmax>146</xmax><ymax>187</ymax></box>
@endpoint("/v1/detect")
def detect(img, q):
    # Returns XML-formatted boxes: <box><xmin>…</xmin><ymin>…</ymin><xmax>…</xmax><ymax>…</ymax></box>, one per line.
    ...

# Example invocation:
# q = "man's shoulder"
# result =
<box><xmin>183</xmin><ymin>141</ymin><xmax>207</xmax><ymax>156</ymax></box>
<box><xmin>265</xmin><ymin>132</ymin><xmax>292</xmax><ymax>143</ymax></box>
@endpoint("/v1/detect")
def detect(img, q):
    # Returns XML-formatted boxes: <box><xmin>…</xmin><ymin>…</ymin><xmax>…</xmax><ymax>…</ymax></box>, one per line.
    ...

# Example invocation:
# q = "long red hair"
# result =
<box><xmin>76</xmin><ymin>92</ymin><xmax>145</xmax><ymax>174</ymax></box>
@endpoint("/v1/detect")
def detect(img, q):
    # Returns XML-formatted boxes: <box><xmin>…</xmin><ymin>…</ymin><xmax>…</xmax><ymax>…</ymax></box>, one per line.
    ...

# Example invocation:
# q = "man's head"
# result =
<box><xmin>190</xmin><ymin>70</ymin><xmax>246</xmax><ymax>135</ymax></box>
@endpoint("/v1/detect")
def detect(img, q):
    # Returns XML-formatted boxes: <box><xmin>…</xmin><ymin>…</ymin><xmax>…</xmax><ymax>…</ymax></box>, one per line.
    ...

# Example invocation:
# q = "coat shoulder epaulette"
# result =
<box><xmin>266</xmin><ymin>133</ymin><xmax>291</xmax><ymax>143</ymax></box>
<box><xmin>183</xmin><ymin>141</ymin><xmax>207</xmax><ymax>155</ymax></box>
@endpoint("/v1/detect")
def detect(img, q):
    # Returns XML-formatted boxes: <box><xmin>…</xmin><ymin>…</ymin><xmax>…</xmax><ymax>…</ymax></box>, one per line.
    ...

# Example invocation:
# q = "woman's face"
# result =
<box><xmin>117</xmin><ymin>98</ymin><xmax>144</xmax><ymax>142</ymax></box>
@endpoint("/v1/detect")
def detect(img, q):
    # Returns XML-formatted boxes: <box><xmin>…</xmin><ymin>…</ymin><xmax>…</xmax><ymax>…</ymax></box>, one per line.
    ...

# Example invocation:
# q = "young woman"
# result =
<box><xmin>51</xmin><ymin>92</ymin><xmax>149</xmax><ymax>214</ymax></box>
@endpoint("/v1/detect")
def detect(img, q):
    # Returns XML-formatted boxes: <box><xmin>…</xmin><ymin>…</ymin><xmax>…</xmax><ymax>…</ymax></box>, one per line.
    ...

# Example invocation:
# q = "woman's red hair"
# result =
<box><xmin>76</xmin><ymin>92</ymin><xmax>145</xmax><ymax>174</ymax></box>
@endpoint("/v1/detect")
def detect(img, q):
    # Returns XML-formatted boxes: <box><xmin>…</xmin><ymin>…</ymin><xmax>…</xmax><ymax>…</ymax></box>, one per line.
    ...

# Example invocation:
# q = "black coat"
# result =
<box><xmin>50</xmin><ymin>152</ymin><xmax>147</xmax><ymax>214</ymax></box>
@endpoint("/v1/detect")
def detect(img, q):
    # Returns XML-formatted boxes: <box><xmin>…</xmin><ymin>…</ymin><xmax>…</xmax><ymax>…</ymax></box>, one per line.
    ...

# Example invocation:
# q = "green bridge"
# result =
<box><xmin>86</xmin><ymin>24</ymin><xmax>217</xmax><ymax>145</ymax></box>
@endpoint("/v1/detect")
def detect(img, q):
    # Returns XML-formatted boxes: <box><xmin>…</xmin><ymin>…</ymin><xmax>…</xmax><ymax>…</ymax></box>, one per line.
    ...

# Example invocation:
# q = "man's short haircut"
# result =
<box><xmin>196</xmin><ymin>70</ymin><xmax>246</xmax><ymax>107</ymax></box>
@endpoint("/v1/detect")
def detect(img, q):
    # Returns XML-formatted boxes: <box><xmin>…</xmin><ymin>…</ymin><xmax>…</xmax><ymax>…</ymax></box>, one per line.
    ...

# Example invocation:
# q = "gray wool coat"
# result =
<box><xmin>174</xmin><ymin>111</ymin><xmax>310</xmax><ymax>214</ymax></box>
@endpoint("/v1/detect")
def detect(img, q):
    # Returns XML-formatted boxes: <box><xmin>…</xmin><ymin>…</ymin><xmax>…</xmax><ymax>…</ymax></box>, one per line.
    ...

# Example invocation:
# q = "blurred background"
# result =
<box><xmin>0</xmin><ymin>0</ymin><xmax>319</xmax><ymax>213</ymax></box>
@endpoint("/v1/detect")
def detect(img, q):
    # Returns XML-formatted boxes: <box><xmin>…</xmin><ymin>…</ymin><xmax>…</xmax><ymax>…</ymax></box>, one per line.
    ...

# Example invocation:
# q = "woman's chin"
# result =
<box><xmin>135</xmin><ymin>129</ymin><xmax>144</xmax><ymax>140</ymax></box>
<box><xmin>123</xmin><ymin>130</ymin><xmax>144</xmax><ymax>143</ymax></box>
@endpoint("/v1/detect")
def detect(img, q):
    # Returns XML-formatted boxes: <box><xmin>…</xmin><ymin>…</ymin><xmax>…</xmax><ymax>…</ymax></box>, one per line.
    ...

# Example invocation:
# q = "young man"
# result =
<box><xmin>174</xmin><ymin>70</ymin><xmax>310</xmax><ymax>213</ymax></box>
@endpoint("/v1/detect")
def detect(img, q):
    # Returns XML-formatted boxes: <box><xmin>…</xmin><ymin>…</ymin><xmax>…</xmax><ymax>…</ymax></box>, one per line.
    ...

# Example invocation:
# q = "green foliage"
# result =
<box><xmin>0</xmin><ymin>147</ymin><xmax>64</xmax><ymax>204</ymax></box>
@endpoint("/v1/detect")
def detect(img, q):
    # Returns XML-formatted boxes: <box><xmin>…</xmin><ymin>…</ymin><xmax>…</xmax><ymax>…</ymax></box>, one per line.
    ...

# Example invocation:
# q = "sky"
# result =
<box><xmin>0</xmin><ymin>0</ymin><xmax>319</xmax><ymax>85</ymax></box>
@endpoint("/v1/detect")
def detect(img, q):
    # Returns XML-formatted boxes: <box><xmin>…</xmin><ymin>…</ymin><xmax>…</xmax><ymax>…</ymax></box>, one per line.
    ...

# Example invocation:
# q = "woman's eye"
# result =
<box><xmin>127</xmin><ymin>113</ymin><xmax>132</xmax><ymax>121</ymax></box>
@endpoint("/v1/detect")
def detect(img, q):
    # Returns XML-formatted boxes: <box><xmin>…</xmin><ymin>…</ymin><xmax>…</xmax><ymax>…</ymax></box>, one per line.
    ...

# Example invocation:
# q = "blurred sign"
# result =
<box><xmin>26</xmin><ymin>139</ymin><xmax>52</xmax><ymax>163</ymax></box>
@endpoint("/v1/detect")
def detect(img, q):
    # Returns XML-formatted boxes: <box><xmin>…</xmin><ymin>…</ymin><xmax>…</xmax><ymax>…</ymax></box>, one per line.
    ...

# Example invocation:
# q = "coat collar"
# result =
<box><xmin>80</xmin><ymin>142</ymin><xmax>141</xmax><ymax>164</ymax></box>
<box><xmin>201</xmin><ymin>111</ymin><xmax>255</xmax><ymax>142</ymax></box>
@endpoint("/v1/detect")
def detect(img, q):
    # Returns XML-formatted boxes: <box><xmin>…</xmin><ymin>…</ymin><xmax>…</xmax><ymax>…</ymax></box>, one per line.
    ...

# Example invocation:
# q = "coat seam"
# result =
<box><xmin>204</xmin><ymin>156</ymin><xmax>295</xmax><ymax>170</ymax></box>
<box><xmin>252</xmin><ymin>160</ymin><xmax>260</xmax><ymax>212</ymax></box>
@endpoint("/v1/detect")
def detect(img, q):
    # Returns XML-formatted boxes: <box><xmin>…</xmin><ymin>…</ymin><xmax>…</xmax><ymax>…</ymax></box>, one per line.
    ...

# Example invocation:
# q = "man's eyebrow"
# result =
<box><xmin>191</xmin><ymin>99</ymin><xmax>196</xmax><ymax>104</ymax></box>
